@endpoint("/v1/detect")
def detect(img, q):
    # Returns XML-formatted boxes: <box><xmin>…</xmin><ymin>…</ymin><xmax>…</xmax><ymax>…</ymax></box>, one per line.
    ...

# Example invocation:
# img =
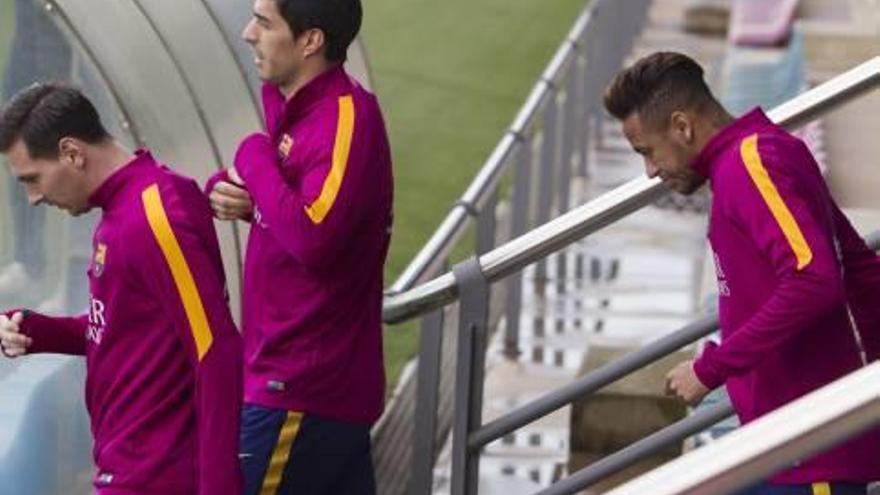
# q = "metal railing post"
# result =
<box><xmin>555</xmin><ymin>69</ymin><xmax>579</xmax><ymax>293</ymax></box>
<box><xmin>477</xmin><ymin>188</ymin><xmax>498</xmax><ymax>255</ymax></box>
<box><xmin>408</xmin><ymin>308</ymin><xmax>446</xmax><ymax>495</ymax></box>
<box><xmin>535</xmin><ymin>91</ymin><xmax>561</xmax><ymax>282</ymax></box>
<box><xmin>450</xmin><ymin>258</ymin><xmax>490</xmax><ymax>495</ymax></box>
<box><xmin>571</xmin><ymin>70</ymin><xmax>587</xmax><ymax>185</ymax></box>
<box><xmin>582</xmin><ymin>4</ymin><xmax>600</xmax><ymax>166</ymax></box>
<box><xmin>556</xmin><ymin>75</ymin><xmax>575</xmax><ymax>215</ymax></box>
<box><xmin>504</xmin><ymin>140</ymin><xmax>533</xmax><ymax>357</ymax></box>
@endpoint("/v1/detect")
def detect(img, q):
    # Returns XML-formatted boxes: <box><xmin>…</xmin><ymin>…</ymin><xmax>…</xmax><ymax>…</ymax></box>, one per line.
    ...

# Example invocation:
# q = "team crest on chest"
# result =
<box><xmin>94</xmin><ymin>243</ymin><xmax>107</xmax><ymax>277</ymax></box>
<box><xmin>278</xmin><ymin>134</ymin><xmax>294</xmax><ymax>159</ymax></box>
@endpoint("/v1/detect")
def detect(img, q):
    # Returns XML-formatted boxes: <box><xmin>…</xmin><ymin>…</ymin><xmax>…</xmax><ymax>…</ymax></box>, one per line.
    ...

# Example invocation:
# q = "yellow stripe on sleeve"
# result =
<box><xmin>141</xmin><ymin>184</ymin><xmax>214</xmax><ymax>361</ymax></box>
<box><xmin>811</xmin><ymin>482</ymin><xmax>831</xmax><ymax>495</ymax></box>
<box><xmin>739</xmin><ymin>134</ymin><xmax>813</xmax><ymax>270</ymax></box>
<box><xmin>260</xmin><ymin>411</ymin><xmax>303</xmax><ymax>495</ymax></box>
<box><xmin>304</xmin><ymin>94</ymin><xmax>355</xmax><ymax>224</ymax></box>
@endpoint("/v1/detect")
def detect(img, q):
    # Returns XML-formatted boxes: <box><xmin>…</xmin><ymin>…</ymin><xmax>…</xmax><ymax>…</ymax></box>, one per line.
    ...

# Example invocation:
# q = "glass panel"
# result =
<box><xmin>0</xmin><ymin>0</ymin><xmax>135</xmax><ymax>316</ymax></box>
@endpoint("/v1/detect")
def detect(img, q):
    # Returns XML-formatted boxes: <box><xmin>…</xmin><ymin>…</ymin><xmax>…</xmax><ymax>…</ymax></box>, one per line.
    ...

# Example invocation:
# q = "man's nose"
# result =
<box><xmin>27</xmin><ymin>191</ymin><xmax>44</xmax><ymax>206</ymax></box>
<box><xmin>645</xmin><ymin>160</ymin><xmax>660</xmax><ymax>179</ymax></box>
<box><xmin>242</xmin><ymin>20</ymin><xmax>257</xmax><ymax>44</ymax></box>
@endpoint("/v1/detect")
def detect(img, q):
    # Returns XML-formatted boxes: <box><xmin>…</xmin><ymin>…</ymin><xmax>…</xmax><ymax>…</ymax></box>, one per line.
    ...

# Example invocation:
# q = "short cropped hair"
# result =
<box><xmin>604</xmin><ymin>52</ymin><xmax>718</xmax><ymax>129</ymax></box>
<box><xmin>275</xmin><ymin>0</ymin><xmax>362</xmax><ymax>63</ymax></box>
<box><xmin>0</xmin><ymin>82</ymin><xmax>110</xmax><ymax>159</ymax></box>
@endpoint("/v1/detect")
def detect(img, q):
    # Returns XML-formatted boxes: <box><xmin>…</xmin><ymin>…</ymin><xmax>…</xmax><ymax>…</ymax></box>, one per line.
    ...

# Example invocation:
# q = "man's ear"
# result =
<box><xmin>302</xmin><ymin>28</ymin><xmax>326</xmax><ymax>58</ymax></box>
<box><xmin>58</xmin><ymin>137</ymin><xmax>86</xmax><ymax>170</ymax></box>
<box><xmin>669</xmin><ymin>111</ymin><xmax>695</xmax><ymax>145</ymax></box>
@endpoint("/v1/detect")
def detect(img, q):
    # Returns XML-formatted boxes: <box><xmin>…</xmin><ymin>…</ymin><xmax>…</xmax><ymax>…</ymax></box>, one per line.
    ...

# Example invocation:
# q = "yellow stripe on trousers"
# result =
<box><xmin>812</xmin><ymin>482</ymin><xmax>831</xmax><ymax>495</ymax></box>
<box><xmin>260</xmin><ymin>411</ymin><xmax>304</xmax><ymax>495</ymax></box>
<box><xmin>739</xmin><ymin>134</ymin><xmax>813</xmax><ymax>270</ymax></box>
<box><xmin>142</xmin><ymin>184</ymin><xmax>213</xmax><ymax>360</ymax></box>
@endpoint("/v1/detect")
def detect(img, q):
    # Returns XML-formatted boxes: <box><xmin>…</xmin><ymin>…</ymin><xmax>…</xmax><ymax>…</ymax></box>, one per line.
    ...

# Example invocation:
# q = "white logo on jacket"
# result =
<box><xmin>253</xmin><ymin>207</ymin><xmax>268</xmax><ymax>228</ymax></box>
<box><xmin>713</xmin><ymin>251</ymin><xmax>731</xmax><ymax>297</ymax></box>
<box><xmin>87</xmin><ymin>296</ymin><xmax>107</xmax><ymax>345</ymax></box>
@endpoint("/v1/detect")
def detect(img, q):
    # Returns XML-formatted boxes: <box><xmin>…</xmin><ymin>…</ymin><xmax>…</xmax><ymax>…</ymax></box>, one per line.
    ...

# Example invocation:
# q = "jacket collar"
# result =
<box><xmin>691</xmin><ymin>107</ymin><xmax>772</xmax><ymax>178</ymax></box>
<box><xmin>261</xmin><ymin>65</ymin><xmax>353</xmax><ymax>137</ymax></box>
<box><xmin>88</xmin><ymin>149</ymin><xmax>154</xmax><ymax>210</ymax></box>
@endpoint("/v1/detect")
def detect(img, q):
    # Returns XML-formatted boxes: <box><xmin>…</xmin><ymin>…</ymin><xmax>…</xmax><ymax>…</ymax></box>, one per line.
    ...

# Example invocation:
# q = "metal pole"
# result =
<box><xmin>571</xmin><ymin>42</ymin><xmax>589</xmax><ymax>183</ymax></box>
<box><xmin>535</xmin><ymin>93</ymin><xmax>560</xmax><ymax>283</ymax></box>
<box><xmin>477</xmin><ymin>188</ymin><xmax>498</xmax><ymax>255</ymax></box>
<box><xmin>558</xmin><ymin>73</ymin><xmax>576</xmax><ymax>213</ymax></box>
<box><xmin>408</xmin><ymin>308</ymin><xmax>446</xmax><ymax>495</ymax></box>
<box><xmin>469</xmin><ymin>314</ymin><xmax>719</xmax><ymax>449</ymax></box>
<box><xmin>555</xmin><ymin>70</ymin><xmax>579</xmax><ymax>292</ymax></box>
<box><xmin>581</xmin><ymin>43</ymin><xmax>603</xmax><ymax>175</ymax></box>
<box><xmin>450</xmin><ymin>258</ymin><xmax>490</xmax><ymax>495</ymax></box>
<box><xmin>504</xmin><ymin>140</ymin><xmax>533</xmax><ymax>357</ymax></box>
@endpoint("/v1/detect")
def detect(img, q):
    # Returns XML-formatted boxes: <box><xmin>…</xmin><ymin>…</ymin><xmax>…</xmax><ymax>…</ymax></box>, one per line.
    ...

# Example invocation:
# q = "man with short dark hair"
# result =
<box><xmin>0</xmin><ymin>83</ymin><xmax>243</xmax><ymax>495</ymax></box>
<box><xmin>205</xmin><ymin>0</ymin><xmax>392</xmax><ymax>493</ymax></box>
<box><xmin>0</xmin><ymin>0</ymin><xmax>72</xmax><ymax>306</ymax></box>
<box><xmin>604</xmin><ymin>51</ymin><xmax>880</xmax><ymax>494</ymax></box>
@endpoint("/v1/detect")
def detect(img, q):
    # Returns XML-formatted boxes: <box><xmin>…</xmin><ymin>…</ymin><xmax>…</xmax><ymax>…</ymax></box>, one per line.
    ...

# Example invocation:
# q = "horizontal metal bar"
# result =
<box><xmin>383</xmin><ymin>176</ymin><xmax>663</xmax><ymax>322</ymax></box>
<box><xmin>472</xmin><ymin>239</ymin><xmax>880</xmax><ymax>477</ymax></box>
<box><xmin>383</xmin><ymin>55</ymin><xmax>880</xmax><ymax>323</ymax></box>
<box><xmin>387</xmin><ymin>8</ymin><xmax>595</xmax><ymax>294</ymax></box>
<box><xmin>531</xmin><ymin>235</ymin><xmax>880</xmax><ymax>492</ymax></box>
<box><xmin>768</xmin><ymin>56</ymin><xmax>880</xmax><ymax>130</ymax></box>
<box><xmin>469</xmin><ymin>314</ymin><xmax>719</xmax><ymax>450</ymax></box>
<box><xmin>386</xmin><ymin>207</ymin><xmax>471</xmax><ymax>297</ymax></box>
<box><xmin>605</xmin><ymin>362</ymin><xmax>880</xmax><ymax>495</ymax></box>
<box><xmin>537</xmin><ymin>400</ymin><xmax>735</xmax><ymax>495</ymax></box>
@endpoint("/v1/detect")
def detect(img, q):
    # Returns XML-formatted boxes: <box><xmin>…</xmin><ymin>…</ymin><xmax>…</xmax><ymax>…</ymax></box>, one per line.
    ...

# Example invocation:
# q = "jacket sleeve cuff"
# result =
<box><xmin>16</xmin><ymin>310</ymin><xmax>85</xmax><ymax>355</ymax></box>
<box><xmin>203</xmin><ymin>169</ymin><xmax>230</xmax><ymax>197</ymax></box>
<box><xmin>234</xmin><ymin>133</ymin><xmax>275</xmax><ymax>183</ymax></box>
<box><xmin>693</xmin><ymin>341</ymin><xmax>725</xmax><ymax>390</ymax></box>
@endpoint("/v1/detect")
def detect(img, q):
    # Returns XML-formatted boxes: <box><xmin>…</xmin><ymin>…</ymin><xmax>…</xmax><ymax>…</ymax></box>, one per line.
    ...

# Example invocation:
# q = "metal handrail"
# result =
<box><xmin>383</xmin><ymin>55</ymin><xmax>880</xmax><ymax>324</ymax></box>
<box><xmin>469</xmin><ymin>314</ymin><xmax>720</xmax><ymax>450</ymax></box>
<box><xmin>605</xmin><ymin>361</ymin><xmax>880</xmax><ymax>495</ymax></box>
<box><xmin>386</xmin><ymin>7</ymin><xmax>593</xmax><ymax>295</ymax></box>
<box><xmin>537</xmin><ymin>400</ymin><xmax>735</xmax><ymax>495</ymax></box>
<box><xmin>528</xmin><ymin>234</ymin><xmax>880</xmax><ymax>495</ymax></box>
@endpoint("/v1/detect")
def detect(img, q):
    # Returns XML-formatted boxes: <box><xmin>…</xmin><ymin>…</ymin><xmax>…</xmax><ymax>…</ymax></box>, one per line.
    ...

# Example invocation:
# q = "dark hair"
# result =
<box><xmin>604</xmin><ymin>52</ymin><xmax>718</xmax><ymax>128</ymax></box>
<box><xmin>0</xmin><ymin>82</ymin><xmax>110</xmax><ymax>159</ymax></box>
<box><xmin>275</xmin><ymin>0</ymin><xmax>362</xmax><ymax>62</ymax></box>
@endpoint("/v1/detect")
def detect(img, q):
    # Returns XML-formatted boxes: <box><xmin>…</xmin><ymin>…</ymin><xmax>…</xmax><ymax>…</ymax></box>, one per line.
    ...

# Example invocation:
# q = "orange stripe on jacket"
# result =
<box><xmin>304</xmin><ymin>94</ymin><xmax>355</xmax><ymax>224</ymax></box>
<box><xmin>142</xmin><ymin>184</ymin><xmax>214</xmax><ymax>360</ymax></box>
<box><xmin>739</xmin><ymin>133</ymin><xmax>813</xmax><ymax>270</ymax></box>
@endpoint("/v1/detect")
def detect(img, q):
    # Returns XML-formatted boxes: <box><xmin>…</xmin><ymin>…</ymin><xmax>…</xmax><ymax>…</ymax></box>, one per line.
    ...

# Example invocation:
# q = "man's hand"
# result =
<box><xmin>227</xmin><ymin>166</ymin><xmax>245</xmax><ymax>187</ymax></box>
<box><xmin>665</xmin><ymin>359</ymin><xmax>710</xmax><ymax>406</ymax></box>
<box><xmin>209</xmin><ymin>178</ymin><xmax>253</xmax><ymax>221</ymax></box>
<box><xmin>0</xmin><ymin>312</ymin><xmax>31</xmax><ymax>358</ymax></box>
